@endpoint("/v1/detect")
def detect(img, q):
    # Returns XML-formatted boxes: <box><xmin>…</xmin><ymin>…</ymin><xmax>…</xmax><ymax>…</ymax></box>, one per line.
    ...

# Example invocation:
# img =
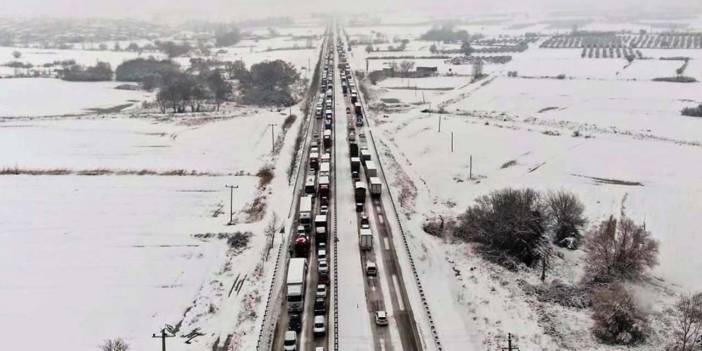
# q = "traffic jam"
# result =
<box><xmin>279</xmin><ymin>26</ymin><xmax>416</xmax><ymax>351</ymax></box>
<box><xmin>281</xmin><ymin>32</ymin><xmax>336</xmax><ymax>351</ymax></box>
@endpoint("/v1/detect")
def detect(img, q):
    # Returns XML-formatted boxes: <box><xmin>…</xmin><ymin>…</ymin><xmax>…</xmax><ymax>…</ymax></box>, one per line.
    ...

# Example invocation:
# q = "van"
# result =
<box><xmin>366</xmin><ymin>261</ymin><xmax>377</xmax><ymax>276</ymax></box>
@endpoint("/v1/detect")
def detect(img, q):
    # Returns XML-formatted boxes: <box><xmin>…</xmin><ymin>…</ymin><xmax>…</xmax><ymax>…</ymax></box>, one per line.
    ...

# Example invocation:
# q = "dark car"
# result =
<box><xmin>314</xmin><ymin>297</ymin><xmax>326</xmax><ymax>315</ymax></box>
<box><xmin>288</xmin><ymin>313</ymin><xmax>302</xmax><ymax>332</ymax></box>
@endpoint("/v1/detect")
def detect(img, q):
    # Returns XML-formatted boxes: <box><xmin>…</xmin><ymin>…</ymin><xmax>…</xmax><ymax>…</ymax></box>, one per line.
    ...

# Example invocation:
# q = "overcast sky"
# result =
<box><xmin>0</xmin><ymin>0</ymin><xmax>699</xmax><ymax>21</ymax></box>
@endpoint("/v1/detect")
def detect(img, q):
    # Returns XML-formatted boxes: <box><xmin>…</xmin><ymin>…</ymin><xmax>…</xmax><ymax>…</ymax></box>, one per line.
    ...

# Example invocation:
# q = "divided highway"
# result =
<box><xmin>267</xmin><ymin>24</ymin><xmax>426</xmax><ymax>351</ymax></box>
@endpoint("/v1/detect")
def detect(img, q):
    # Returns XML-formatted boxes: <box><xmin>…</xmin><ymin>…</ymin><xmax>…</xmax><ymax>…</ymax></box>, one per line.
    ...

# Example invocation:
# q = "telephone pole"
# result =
<box><xmin>268</xmin><ymin>123</ymin><xmax>277</xmax><ymax>153</ymax></box>
<box><xmin>451</xmin><ymin>131</ymin><xmax>454</xmax><ymax>152</ymax></box>
<box><xmin>437</xmin><ymin>115</ymin><xmax>441</xmax><ymax>132</ymax></box>
<box><xmin>152</xmin><ymin>328</ymin><xmax>175</xmax><ymax>351</ymax></box>
<box><xmin>469</xmin><ymin>154</ymin><xmax>473</xmax><ymax>179</ymax></box>
<box><xmin>225</xmin><ymin>185</ymin><xmax>238</xmax><ymax>225</ymax></box>
<box><xmin>501</xmin><ymin>333</ymin><xmax>520</xmax><ymax>351</ymax></box>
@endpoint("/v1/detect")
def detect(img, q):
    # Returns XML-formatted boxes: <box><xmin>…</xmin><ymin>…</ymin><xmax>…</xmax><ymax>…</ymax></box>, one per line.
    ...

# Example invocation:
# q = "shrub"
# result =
<box><xmin>546</xmin><ymin>191</ymin><xmax>586</xmax><ymax>249</ymax></box>
<box><xmin>455</xmin><ymin>188</ymin><xmax>548</xmax><ymax>266</ymax></box>
<box><xmin>584</xmin><ymin>215</ymin><xmax>659</xmax><ymax>282</ymax></box>
<box><xmin>99</xmin><ymin>338</ymin><xmax>129</xmax><ymax>351</ymax></box>
<box><xmin>591</xmin><ymin>284</ymin><xmax>649</xmax><ymax>345</ymax></box>
<box><xmin>256</xmin><ymin>166</ymin><xmax>274</xmax><ymax>189</ymax></box>
<box><xmin>681</xmin><ymin>103</ymin><xmax>702</xmax><ymax>118</ymax></box>
<box><xmin>282</xmin><ymin>114</ymin><xmax>297</xmax><ymax>131</ymax></box>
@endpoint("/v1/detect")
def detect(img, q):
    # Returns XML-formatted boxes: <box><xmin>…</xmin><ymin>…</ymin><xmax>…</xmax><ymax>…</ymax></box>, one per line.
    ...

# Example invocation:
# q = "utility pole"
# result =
<box><xmin>451</xmin><ymin>132</ymin><xmax>454</xmax><ymax>153</ymax></box>
<box><xmin>152</xmin><ymin>329</ymin><xmax>175</xmax><ymax>351</ymax></box>
<box><xmin>268</xmin><ymin>123</ymin><xmax>277</xmax><ymax>153</ymax></box>
<box><xmin>501</xmin><ymin>333</ymin><xmax>520</xmax><ymax>351</ymax></box>
<box><xmin>225</xmin><ymin>185</ymin><xmax>238</xmax><ymax>225</ymax></box>
<box><xmin>438</xmin><ymin>115</ymin><xmax>441</xmax><ymax>132</ymax></box>
<box><xmin>469</xmin><ymin>155</ymin><xmax>473</xmax><ymax>179</ymax></box>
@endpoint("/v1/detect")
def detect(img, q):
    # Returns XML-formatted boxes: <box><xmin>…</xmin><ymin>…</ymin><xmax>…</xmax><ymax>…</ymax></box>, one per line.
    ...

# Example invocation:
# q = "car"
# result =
<box><xmin>313</xmin><ymin>297</ymin><xmax>326</xmax><ymax>315</ymax></box>
<box><xmin>317</xmin><ymin>241</ymin><xmax>326</xmax><ymax>251</ymax></box>
<box><xmin>288</xmin><ymin>313</ymin><xmax>302</xmax><ymax>332</ymax></box>
<box><xmin>283</xmin><ymin>330</ymin><xmax>297</xmax><ymax>351</ymax></box>
<box><xmin>313</xmin><ymin>315</ymin><xmax>326</xmax><ymax>336</ymax></box>
<box><xmin>297</xmin><ymin>225</ymin><xmax>307</xmax><ymax>235</ymax></box>
<box><xmin>365</xmin><ymin>261</ymin><xmax>377</xmax><ymax>276</ymax></box>
<box><xmin>375</xmin><ymin>311</ymin><xmax>388</xmax><ymax>326</ymax></box>
<box><xmin>360</xmin><ymin>215</ymin><xmax>370</xmax><ymax>229</ymax></box>
<box><xmin>316</xmin><ymin>284</ymin><xmax>327</xmax><ymax>298</ymax></box>
<box><xmin>319</xmin><ymin>205</ymin><xmax>329</xmax><ymax>215</ymax></box>
<box><xmin>317</xmin><ymin>248</ymin><xmax>327</xmax><ymax>261</ymax></box>
<box><xmin>315</xmin><ymin>347</ymin><xmax>325</xmax><ymax>351</ymax></box>
<box><xmin>311</xmin><ymin>140</ymin><xmax>319</xmax><ymax>148</ymax></box>
<box><xmin>355</xmin><ymin>202</ymin><xmax>364</xmax><ymax>213</ymax></box>
<box><xmin>318</xmin><ymin>259</ymin><xmax>329</xmax><ymax>276</ymax></box>
<box><xmin>345</xmin><ymin>107</ymin><xmax>350</xmax><ymax>113</ymax></box>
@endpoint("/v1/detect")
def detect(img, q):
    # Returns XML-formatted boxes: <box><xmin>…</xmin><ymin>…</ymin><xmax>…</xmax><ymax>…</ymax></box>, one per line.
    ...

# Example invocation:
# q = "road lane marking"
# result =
<box><xmin>379</xmin><ymin>338</ymin><xmax>386</xmax><ymax>351</ymax></box>
<box><xmin>392</xmin><ymin>274</ymin><xmax>406</xmax><ymax>311</ymax></box>
<box><xmin>383</xmin><ymin>237</ymin><xmax>390</xmax><ymax>250</ymax></box>
<box><xmin>376</xmin><ymin>205</ymin><xmax>382</xmax><ymax>212</ymax></box>
<box><xmin>378</xmin><ymin>214</ymin><xmax>384</xmax><ymax>224</ymax></box>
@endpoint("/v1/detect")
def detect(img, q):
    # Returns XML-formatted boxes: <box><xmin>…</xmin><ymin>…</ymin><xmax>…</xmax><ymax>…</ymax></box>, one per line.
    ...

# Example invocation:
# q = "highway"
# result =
<box><xmin>336</xmin><ymin>26</ymin><xmax>425</xmax><ymax>351</ymax></box>
<box><xmin>268</xmin><ymin>24</ymin><xmax>425</xmax><ymax>351</ymax></box>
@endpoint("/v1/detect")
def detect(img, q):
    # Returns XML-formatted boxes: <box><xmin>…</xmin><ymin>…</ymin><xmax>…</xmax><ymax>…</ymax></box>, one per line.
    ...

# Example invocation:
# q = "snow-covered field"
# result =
<box><xmin>0</xmin><ymin>106</ymin><xmax>305</xmax><ymax>350</ymax></box>
<box><xmin>0</xmin><ymin>22</ymin><xmax>323</xmax><ymax>350</ymax></box>
<box><xmin>352</xmin><ymin>19</ymin><xmax>702</xmax><ymax>350</ymax></box>
<box><xmin>0</xmin><ymin>78</ymin><xmax>153</xmax><ymax>117</ymax></box>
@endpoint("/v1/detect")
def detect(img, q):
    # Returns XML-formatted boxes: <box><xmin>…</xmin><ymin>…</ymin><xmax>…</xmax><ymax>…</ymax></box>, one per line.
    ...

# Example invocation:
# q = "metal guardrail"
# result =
<box><xmin>254</xmin><ymin>34</ymin><xmax>329</xmax><ymax>351</ymax></box>
<box><xmin>255</xmin><ymin>230</ymin><xmax>289</xmax><ymax>351</ymax></box>
<box><xmin>331</xmin><ymin>36</ymin><xmax>340</xmax><ymax>351</ymax></box>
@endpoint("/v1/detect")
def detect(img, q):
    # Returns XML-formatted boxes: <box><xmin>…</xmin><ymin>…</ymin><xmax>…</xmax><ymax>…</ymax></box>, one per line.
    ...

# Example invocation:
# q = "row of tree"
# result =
<box><xmin>59</xmin><ymin>62</ymin><xmax>113</xmax><ymax>81</ymax></box>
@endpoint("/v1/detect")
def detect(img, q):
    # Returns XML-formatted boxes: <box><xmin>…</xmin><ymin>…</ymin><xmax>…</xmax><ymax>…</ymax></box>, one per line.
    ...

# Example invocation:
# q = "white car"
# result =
<box><xmin>375</xmin><ymin>311</ymin><xmax>388</xmax><ymax>326</ymax></box>
<box><xmin>316</xmin><ymin>284</ymin><xmax>327</xmax><ymax>298</ymax></box>
<box><xmin>318</xmin><ymin>259</ymin><xmax>329</xmax><ymax>275</ymax></box>
<box><xmin>317</xmin><ymin>248</ymin><xmax>327</xmax><ymax>260</ymax></box>
<box><xmin>319</xmin><ymin>205</ymin><xmax>329</xmax><ymax>215</ymax></box>
<box><xmin>365</xmin><ymin>261</ymin><xmax>377</xmax><ymax>276</ymax></box>
<box><xmin>313</xmin><ymin>315</ymin><xmax>326</xmax><ymax>336</ymax></box>
<box><xmin>283</xmin><ymin>330</ymin><xmax>297</xmax><ymax>350</ymax></box>
<box><xmin>317</xmin><ymin>242</ymin><xmax>326</xmax><ymax>251</ymax></box>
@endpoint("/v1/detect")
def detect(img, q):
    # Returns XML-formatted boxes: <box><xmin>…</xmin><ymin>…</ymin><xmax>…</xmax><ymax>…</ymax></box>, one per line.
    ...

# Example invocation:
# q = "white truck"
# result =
<box><xmin>287</xmin><ymin>258</ymin><xmax>308</xmax><ymax>312</ymax></box>
<box><xmin>364</xmin><ymin>160</ymin><xmax>378</xmax><ymax>178</ymax></box>
<box><xmin>369</xmin><ymin>177</ymin><xmax>382</xmax><ymax>198</ymax></box>
<box><xmin>299</xmin><ymin>195</ymin><xmax>313</xmax><ymax>227</ymax></box>
<box><xmin>359</xmin><ymin>227</ymin><xmax>372</xmax><ymax>250</ymax></box>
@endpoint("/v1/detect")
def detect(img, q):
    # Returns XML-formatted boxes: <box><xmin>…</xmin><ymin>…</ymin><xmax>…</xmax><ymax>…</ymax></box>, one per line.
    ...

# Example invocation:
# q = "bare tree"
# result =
<box><xmin>670</xmin><ymin>293</ymin><xmax>702</xmax><ymax>351</ymax></box>
<box><xmin>584</xmin><ymin>215</ymin><xmax>659</xmax><ymax>282</ymax></box>
<box><xmin>546</xmin><ymin>190</ymin><xmax>586</xmax><ymax>249</ymax></box>
<box><xmin>12</xmin><ymin>50</ymin><xmax>21</xmax><ymax>59</ymax></box>
<box><xmin>99</xmin><ymin>338</ymin><xmax>129</xmax><ymax>351</ymax></box>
